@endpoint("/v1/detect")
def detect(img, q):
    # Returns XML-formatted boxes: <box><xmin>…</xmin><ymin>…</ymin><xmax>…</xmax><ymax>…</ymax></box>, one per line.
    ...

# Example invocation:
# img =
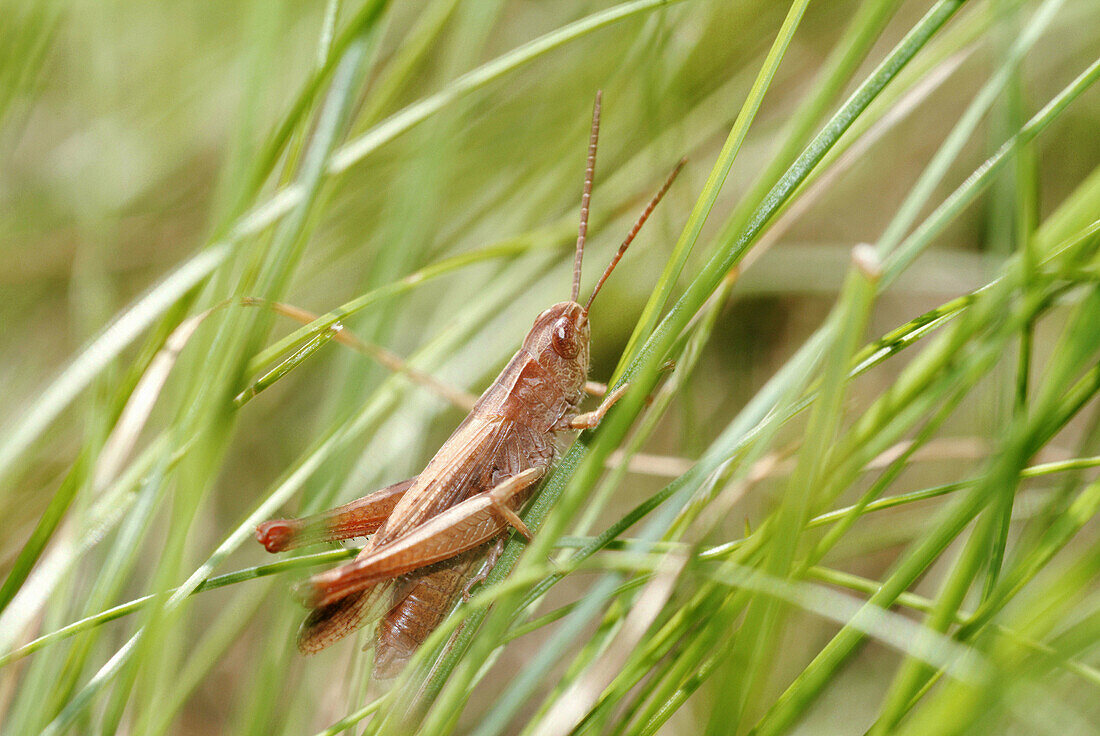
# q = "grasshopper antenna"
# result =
<box><xmin>585</xmin><ymin>157</ymin><xmax>686</xmax><ymax>314</ymax></box>
<box><xmin>572</xmin><ymin>90</ymin><xmax>602</xmax><ymax>303</ymax></box>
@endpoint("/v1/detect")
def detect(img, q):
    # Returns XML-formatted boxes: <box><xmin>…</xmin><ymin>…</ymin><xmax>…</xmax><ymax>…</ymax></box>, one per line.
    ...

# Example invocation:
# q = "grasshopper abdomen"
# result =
<box><xmin>373</xmin><ymin>553</ymin><xmax>478</xmax><ymax>679</ymax></box>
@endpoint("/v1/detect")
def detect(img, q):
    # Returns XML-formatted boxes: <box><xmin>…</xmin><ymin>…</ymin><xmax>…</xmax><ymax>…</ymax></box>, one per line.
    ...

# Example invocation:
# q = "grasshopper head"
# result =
<box><xmin>523</xmin><ymin>301</ymin><xmax>591</xmax><ymax>398</ymax></box>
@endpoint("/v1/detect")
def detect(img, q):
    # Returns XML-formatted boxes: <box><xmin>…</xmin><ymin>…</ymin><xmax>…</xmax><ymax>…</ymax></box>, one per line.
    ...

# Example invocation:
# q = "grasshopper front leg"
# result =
<box><xmin>299</xmin><ymin>467</ymin><xmax>545</xmax><ymax>608</ymax></box>
<box><xmin>256</xmin><ymin>477</ymin><xmax>416</xmax><ymax>552</ymax></box>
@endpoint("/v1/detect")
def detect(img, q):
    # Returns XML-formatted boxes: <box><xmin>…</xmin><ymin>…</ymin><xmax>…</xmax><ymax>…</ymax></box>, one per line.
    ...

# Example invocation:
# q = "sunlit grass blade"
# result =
<box><xmin>614</xmin><ymin>0</ymin><xmax>813</xmax><ymax>380</ymax></box>
<box><xmin>234</xmin><ymin>322</ymin><xmax>343</xmax><ymax>407</ymax></box>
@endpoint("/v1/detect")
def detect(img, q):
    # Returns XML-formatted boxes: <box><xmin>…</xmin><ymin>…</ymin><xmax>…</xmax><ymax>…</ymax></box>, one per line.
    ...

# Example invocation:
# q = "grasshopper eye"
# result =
<box><xmin>551</xmin><ymin>317</ymin><xmax>579</xmax><ymax>359</ymax></box>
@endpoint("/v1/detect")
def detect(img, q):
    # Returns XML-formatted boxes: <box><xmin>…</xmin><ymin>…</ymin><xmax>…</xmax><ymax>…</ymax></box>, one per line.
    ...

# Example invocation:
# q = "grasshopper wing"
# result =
<box><xmin>298</xmin><ymin>584</ymin><xmax>392</xmax><ymax>654</ymax></box>
<box><xmin>297</xmin><ymin>415</ymin><xmax>527</xmax><ymax>651</ymax></box>
<box><xmin>297</xmin><ymin>394</ymin><xmax>555</xmax><ymax>652</ymax></box>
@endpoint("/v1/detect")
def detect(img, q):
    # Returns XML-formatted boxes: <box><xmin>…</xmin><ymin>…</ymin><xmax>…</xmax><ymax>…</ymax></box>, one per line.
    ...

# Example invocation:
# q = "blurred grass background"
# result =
<box><xmin>1</xmin><ymin>0</ymin><xmax>1099</xmax><ymax>733</ymax></box>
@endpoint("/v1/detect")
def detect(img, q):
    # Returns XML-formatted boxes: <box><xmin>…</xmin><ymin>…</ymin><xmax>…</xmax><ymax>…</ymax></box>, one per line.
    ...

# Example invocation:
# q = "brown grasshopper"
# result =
<box><xmin>255</xmin><ymin>91</ymin><xmax>684</xmax><ymax>678</ymax></box>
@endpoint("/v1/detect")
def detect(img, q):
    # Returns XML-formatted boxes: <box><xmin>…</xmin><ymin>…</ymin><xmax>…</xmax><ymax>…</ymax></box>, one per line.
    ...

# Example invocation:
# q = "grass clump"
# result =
<box><xmin>1</xmin><ymin>0</ymin><xmax>1099</xmax><ymax>734</ymax></box>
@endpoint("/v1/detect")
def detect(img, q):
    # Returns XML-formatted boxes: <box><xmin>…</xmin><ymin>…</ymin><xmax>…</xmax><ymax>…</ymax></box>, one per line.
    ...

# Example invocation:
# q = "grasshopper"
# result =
<box><xmin>256</xmin><ymin>91</ymin><xmax>684</xmax><ymax>678</ymax></box>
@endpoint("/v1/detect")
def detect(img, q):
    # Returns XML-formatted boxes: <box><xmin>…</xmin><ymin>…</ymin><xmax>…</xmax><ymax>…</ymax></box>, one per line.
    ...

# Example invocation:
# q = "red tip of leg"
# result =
<box><xmin>256</xmin><ymin>520</ymin><xmax>298</xmax><ymax>552</ymax></box>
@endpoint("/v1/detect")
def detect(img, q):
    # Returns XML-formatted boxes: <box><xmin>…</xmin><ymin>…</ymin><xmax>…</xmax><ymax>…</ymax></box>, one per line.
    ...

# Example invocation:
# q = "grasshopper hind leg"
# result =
<box><xmin>257</xmin><ymin>476</ymin><xmax>416</xmax><ymax>553</ymax></box>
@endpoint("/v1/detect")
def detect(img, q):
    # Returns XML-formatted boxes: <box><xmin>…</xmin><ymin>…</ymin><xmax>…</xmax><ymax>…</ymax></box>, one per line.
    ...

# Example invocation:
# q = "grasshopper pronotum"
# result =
<box><xmin>257</xmin><ymin>91</ymin><xmax>684</xmax><ymax>678</ymax></box>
